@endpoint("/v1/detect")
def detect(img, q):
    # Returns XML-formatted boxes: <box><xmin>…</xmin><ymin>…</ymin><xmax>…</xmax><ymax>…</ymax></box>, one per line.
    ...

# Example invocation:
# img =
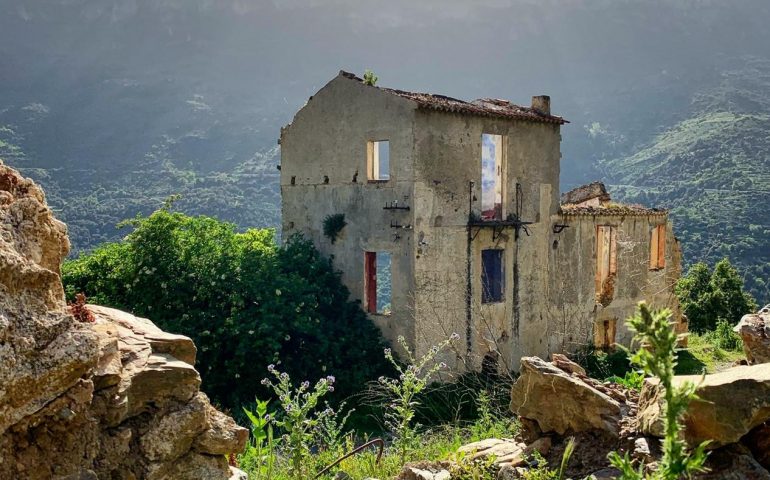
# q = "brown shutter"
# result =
<box><xmin>650</xmin><ymin>225</ymin><xmax>659</xmax><ymax>269</ymax></box>
<box><xmin>365</xmin><ymin>252</ymin><xmax>377</xmax><ymax>313</ymax></box>
<box><xmin>657</xmin><ymin>225</ymin><xmax>666</xmax><ymax>268</ymax></box>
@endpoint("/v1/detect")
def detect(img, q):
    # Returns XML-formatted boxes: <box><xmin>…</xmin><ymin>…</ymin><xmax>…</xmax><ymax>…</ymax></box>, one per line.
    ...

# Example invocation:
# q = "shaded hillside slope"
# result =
<box><xmin>603</xmin><ymin>59</ymin><xmax>770</xmax><ymax>302</ymax></box>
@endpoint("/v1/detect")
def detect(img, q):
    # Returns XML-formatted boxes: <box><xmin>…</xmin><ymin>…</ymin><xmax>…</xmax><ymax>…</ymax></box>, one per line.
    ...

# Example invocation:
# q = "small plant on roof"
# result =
<box><xmin>363</xmin><ymin>69</ymin><xmax>378</xmax><ymax>86</ymax></box>
<box><xmin>607</xmin><ymin>302</ymin><xmax>709</xmax><ymax>479</ymax></box>
<box><xmin>323</xmin><ymin>213</ymin><xmax>347</xmax><ymax>244</ymax></box>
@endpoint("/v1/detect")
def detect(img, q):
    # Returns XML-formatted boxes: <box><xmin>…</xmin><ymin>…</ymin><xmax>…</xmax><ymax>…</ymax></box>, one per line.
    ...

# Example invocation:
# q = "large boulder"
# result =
<box><xmin>734</xmin><ymin>306</ymin><xmax>770</xmax><ymax>365</ymax></box>
<box><xmin>637</xmin><ymin>363</ymin><xmax>770</xmax><ymax>448</ymax></box>
<box><xmin>0</xmin><ymin>162</ymin><xmax>247</xmax><ymax>479</ymax></box>
<box><xmin>510</xmin><ymin>356</ymin><xmax>628</xmax><ymax>435</ymax></box>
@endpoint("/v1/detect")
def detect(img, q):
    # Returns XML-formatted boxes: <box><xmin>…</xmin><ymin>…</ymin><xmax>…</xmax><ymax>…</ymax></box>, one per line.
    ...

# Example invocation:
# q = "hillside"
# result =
<box><xmin>0</xmin><ymin>0</ymin><xmax>769</xmax><ymax>302</ymax></box>
<box><xmin>602</xmin><ymin>59</ymin><xmax>770</xmax><ymax>301</ymax></box>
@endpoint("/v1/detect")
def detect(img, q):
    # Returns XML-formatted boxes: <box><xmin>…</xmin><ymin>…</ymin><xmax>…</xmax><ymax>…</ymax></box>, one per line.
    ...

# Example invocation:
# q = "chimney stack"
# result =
<box><xmin>531</xmin><ymin>95</ymin><xmax>551</xmax><ymax>115</ymax></box>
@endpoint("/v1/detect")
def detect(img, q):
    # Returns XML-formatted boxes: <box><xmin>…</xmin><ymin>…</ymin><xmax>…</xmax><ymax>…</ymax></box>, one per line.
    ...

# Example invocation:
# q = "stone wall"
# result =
<box><xmin>0</xmin><ymin>162</ymin><xmax>247</xmax><ymax>479</ymax></box>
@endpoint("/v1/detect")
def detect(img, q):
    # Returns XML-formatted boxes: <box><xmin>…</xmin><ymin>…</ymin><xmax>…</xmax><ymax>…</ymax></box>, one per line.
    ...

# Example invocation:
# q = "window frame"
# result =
<box><xmin>366</xmin><ymin>140</ymin><xmax>390</xmax><ymax>182</ymax></box>
<box><xmin>481</xmin><ymin>248</ymin><xmax>505</xmax><ymax>304</ymax></box>
<box><xmin>364</xmin><ymin>251</ymin><xmax>392</xmax><ymax>315</ymax></box>
<box><xmin>595</xmin><ymin>225</ymin><xmax>618</xmax><ymax>302</ymax></box>
<box><xmin>480</xmin><ymin>133</ymin><xmax>506</xmax><ymax>221</ymax></box>
<box><xmin>649</xmin><ymin>224</ymin><xmax>666</xmax><ymax>270</ymax></box>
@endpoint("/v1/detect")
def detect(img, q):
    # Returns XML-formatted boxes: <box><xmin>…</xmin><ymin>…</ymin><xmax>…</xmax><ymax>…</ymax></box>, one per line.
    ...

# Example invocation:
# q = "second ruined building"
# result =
<box><xmin>280</xmin><ymin>71</ymin><xmax>685</xmax><ymax>373</ymax></box>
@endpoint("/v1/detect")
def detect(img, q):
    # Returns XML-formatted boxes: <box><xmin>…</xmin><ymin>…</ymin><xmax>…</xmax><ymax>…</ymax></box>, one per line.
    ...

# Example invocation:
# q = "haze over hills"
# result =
<box><xmin>0</xmin><ymin>0</ymin><xmax>768</xmax><ymax>300</ymax></box>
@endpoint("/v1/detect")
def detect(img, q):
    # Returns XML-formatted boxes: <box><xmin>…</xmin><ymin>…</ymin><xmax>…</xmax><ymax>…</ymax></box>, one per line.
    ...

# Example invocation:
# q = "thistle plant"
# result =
<box><xmin>315</xmin><ymin>400</ymin><xmax>354</xmax><ymax>455</ymax></box>
<box><xmin>242</xmin><ymin>399</ymin><xmax>276</xmax><ymax>479</ymax></box>
<box><xmin>260</xmin><ymin>365</ymin><xmax>336</xmax><ymax>479</ymax></box>
<box><xmin>608</xmin><ymin>302</ymin><xmax>709</xmax><ymax>479</ymax></box>
<box><xmin>378</xmin><ymin>333</ymin><xmax>458</xmax><ymax>463</ymax></box>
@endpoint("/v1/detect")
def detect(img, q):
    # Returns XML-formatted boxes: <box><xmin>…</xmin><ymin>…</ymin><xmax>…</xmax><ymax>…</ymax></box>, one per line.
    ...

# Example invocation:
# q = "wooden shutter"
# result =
<box><xmin>657</xmin><ymin>225</ymin><xmax>666</xmax><ymax>268</ymax></box>
<box><xmin>365</xmin><ymin>252</ymin><xmax>377</xmax><ymax>313</ymax></box>
<box><xmin>650</xmin><ymin>224</ymin><xmax>666</xmax><ymax>269</ymax></box>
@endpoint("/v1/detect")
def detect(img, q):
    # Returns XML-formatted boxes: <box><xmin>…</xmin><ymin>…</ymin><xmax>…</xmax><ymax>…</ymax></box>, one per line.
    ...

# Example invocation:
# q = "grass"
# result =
<box><xmin>675</xmin><ymin>333</ymin><xmax>744</xmax><ymax>375</ymax></box>
<box><xmin>238</xmin><ymin>414</ymin><xmax>520</xmax><ymax>479</ymax></box>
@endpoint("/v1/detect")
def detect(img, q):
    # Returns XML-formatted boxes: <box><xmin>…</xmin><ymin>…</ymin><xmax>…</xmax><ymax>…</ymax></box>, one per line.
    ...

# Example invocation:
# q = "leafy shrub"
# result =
<box><xmin>322</xmin><ymin>213</ymin><xmax>346</xmax><ymax>243</ymax></box>
<box><xmin>606</xmin><ymin>369</ymin><xmax>646</xmax><ymax>391</ymax></box>
<box><xmin>363</xmin><ymin>69</ymin><xmax>378</xmax><ymax>86</ymax></box>
<box><xmin>608</xmin><ymin>303</ymin><xmax>708</xmax><ymax>479</ymax></box>
<box><xmin>573</xmin><ymin>346</ymin><xmax>632</xmax><ymax>380</ymax></box>
<box><xmin>703</xmin><ymin>318</ymin><xmax>743</xmax><ymax>351</ymax></box>
<box><xmin>62</xmin><ymin>208</ymin><xmax>393</xmax><ymax>411</ymax></box>
<box><xmin>675</xmin><ymin>259</ymin><xmax>757</xmax><ymax>333</ymax></box>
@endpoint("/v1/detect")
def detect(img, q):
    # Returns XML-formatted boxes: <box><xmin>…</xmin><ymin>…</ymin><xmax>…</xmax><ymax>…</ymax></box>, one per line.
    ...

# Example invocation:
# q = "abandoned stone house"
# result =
<box><xmin>279</xmin><ymin>71</ymin><xmax>684</xmax><ymax>373</ymax></box>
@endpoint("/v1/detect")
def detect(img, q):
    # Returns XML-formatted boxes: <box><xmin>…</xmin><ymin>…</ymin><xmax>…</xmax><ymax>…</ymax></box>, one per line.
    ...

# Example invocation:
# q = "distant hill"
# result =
<box><xmin>601</xmin><ymin>59</ymin><xmax>770</xmax><ymax>301</ymax></box>
<box><xmin>0</xmin><ymin>0</ymin><xmax>768</xmax><ymax>302</ymax></box>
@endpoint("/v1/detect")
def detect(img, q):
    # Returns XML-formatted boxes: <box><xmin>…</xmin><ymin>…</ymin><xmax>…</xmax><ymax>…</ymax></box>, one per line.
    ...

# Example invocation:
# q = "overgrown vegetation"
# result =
<box><xmin>322</xmin><ymin>213</ymin><xmax>346</xmax><ymax>243</ymax></box>
<box><xmin>237</xmin><ymin>334</ymin><xmax>518</xmax><ymax>479</ymax></box>
<box><xmin>608</xmin><ymin>303</ymin><xmax>709</xmax><ymax>479</ymax></box>
<box><xmin>62</xmin><ymin>207</ymin><xmax>393</xmax><ymax>412</ymax></box>
<box><xmin>363</xmin><ymin>69</ymin><xmax>378</xmax><ymax>86</ymax></box>
<box><xmin>675</xmin><ymin>258</ymin><xmax>757</xmax><ymax>333</ymax></box>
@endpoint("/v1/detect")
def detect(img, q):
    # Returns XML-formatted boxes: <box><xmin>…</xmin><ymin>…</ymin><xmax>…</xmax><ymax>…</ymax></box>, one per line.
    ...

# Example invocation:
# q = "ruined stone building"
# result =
<box><xmin>280</xmin><ymin>71</ymin><xmax>684</xmax><ymax>373</ymax></box>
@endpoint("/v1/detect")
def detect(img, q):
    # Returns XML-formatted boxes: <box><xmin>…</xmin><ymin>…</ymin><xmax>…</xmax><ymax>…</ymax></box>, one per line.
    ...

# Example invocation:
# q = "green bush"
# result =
<box><xmin>675</xmin><ymin>259</ymin><xmax>757</xmax><ymax>333</ymax></box>
<box><xmin>62</xmin><ymin>208</ymin><xmax>392</xmax><ymax>411</ymax></box>
<box><xmin>703</xmin><ymin>318</ymin><xmax>743</xmax><ymax>352</ymax></box>
<box><xmin>573</xmin><ymin>346</ymin><xmax>632</xmax><ymax>380</ymax></box>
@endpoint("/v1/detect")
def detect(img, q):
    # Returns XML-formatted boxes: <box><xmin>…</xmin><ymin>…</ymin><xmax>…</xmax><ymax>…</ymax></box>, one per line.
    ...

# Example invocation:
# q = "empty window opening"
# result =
<box><xmin>649</xmin><ymin>224</ymin><xmax>666</xmax><ymax>270</ymax></box>
<box><xmin>481</xmin><ymin>249</ymin><xmax>504</xmax><ymax>303</ymax></box>
<box><xmin>365</xmin><ymin>251</ymin><xmax>391</xmax><ymax>314</ymax></box>
<box><xmin>595</xmin><ymin>226</ymin><xmax>617</xmax><ymax>305</ymax></box>
<box><xmin>481</xmin><ymin>134</ymin><xmax>504</xmax><ymax>220</ymax></box>
<box><xmin>595</xmin><ymin>318</ymin><xmax>617</xmax><ymax>350</ymax></box>
<box><xmin>367</xmin><ymin>140</ymin><xmax>390</xmax><ymax>181</ymax></box>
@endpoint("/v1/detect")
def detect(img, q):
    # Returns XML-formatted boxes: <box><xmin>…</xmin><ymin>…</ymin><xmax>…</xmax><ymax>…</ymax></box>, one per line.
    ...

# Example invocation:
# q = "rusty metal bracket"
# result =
<box><xmin>314</xmin><ymin>438</ymin><xmax>384</xmax><ymax>478</ymax></box>
<box><xmin>552</xmin><ymin>224</ymin><xmax>570</xmax><ymax>234</ymax></box>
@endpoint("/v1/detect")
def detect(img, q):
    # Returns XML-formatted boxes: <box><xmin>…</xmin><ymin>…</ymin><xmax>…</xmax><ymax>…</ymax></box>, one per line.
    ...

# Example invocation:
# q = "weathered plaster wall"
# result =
<box><xmin>280</xmin><ymin>77</ymin><xmax>682</xmax><ymax>376</ymax></box>
<box><xmin>410</xmin><ymin>110</ymin><xmax>562</xmax><ymax>371</ymax></box>
<box><xmin>549</xmin><ymin>213</ymin><xmax>683</xmax><ymax>351</ymax></box>
<box><xmin>280</xmin><ymin>76</ymin><xmax>418</xmax><ymax>346</ymax></box>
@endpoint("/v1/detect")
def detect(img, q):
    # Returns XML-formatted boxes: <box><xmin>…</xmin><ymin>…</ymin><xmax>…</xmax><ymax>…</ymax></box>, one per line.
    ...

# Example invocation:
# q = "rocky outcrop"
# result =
<box><xmin>0</xmin><ymin>162</ymin><xmax>246</xmax><ymax>479</ymax></box>
<box><xmin>510</xmin><ymin>356</ymin><xmax>635</xmax><ymax>436</ymax></box>
<box><xmin>734</xmin><ymin>305</ymin><xmax>770</xmax><ymax>365</ymax></box>
<box><xmin>637</xmin><ymin>363</ymin><xmax>770</xmax><ymax>448</ymax></box>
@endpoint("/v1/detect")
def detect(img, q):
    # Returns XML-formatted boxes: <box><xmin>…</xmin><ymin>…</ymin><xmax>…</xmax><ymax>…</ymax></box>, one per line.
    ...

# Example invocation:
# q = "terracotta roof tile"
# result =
<box><xmin>339</xmin><ymin>70</ymin><xmax>567</xmax><ymax>125</ymax></box>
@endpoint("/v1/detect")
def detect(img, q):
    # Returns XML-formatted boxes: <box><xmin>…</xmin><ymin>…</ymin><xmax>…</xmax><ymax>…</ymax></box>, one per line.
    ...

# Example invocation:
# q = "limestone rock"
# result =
<box><xmin>397</xmin><ymin>461</ymin><xmax>454</xmax><ymax>480</ymax></box>
<box><xmin>458</xmin><ymin>437</ymin><xmax>551</xmax><ymax>468</ymax></box>
<box><xmin>0</xmin><ymin>163</ymin><xmax>245</xmax><ymax>479</ymax></box>
<box><xmin>638</xmin><ymin>363</ymin><xmax>770</xmax><ymax>448</ymax></box>
<box><xmin>510</xmin><ymin>356</ymin><xmax>623</xmax><ymax>435</ymax></box>
<box><xmin>194</xmin><ymin>403</ymin><xmax>250</xmax><ymax>455</ymax></box>
<box><xmin>734</xmin><ymin>307</ymin><xmax>770</xmax><ymax>365</ymax></box>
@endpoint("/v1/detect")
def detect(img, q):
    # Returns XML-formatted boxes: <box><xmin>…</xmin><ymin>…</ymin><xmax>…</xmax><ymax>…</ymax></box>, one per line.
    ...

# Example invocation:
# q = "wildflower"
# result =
<box><xmin>450</xmin><ymin>332</ymin><xmax>460</xmax><ymax>340</ymax></box>
<box><xmin>439</xmin><ymin>362</ymin><xmax>447</xmax><ymax>369</ymax></box>
<box><xmin>261</xmin><ymin>378</ymin><xmax>270</xmax><ymax>385</ymax></box>
<box><xmin>301</xmin><ymin>381</ymin><xmax>310</xmax><ymax>389</ymax></box>
<box><xmin>384</xmin><ymin>348</ymin><xmax>391</xmax><ymax>355</ymax></box>
<box><xmin>326</xmin><ymin>375</ymin><xmax>336</xmax><ymax>383</ymax></box>
<box><xmin>267</xmin><ymin>364</ymin><xmax>276</xmax><ymax>372</ymax></box>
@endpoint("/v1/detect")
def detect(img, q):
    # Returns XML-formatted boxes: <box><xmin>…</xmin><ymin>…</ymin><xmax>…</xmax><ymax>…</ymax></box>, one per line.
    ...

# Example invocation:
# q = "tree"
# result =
<box><xmin>62</xmin><ymin>208</ymin><xmax>393</xmax><ymax>410</ymax></box>
<box><xmin>675</xmin><ymin>258</ymin><xmax>757</xmax><ymax>333</ymax></box>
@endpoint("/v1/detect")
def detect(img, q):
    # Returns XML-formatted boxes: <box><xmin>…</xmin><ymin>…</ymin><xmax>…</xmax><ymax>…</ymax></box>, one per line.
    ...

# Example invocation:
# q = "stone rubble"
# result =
<box><xmin>734</xmin><ymin>305</ymin><xmax>770</xmax><ymax>365</ymax></box>
<box><xmin>0</xmin><ymin>162</ymin><xmax>247</xmax><ymax>479</ymax></box>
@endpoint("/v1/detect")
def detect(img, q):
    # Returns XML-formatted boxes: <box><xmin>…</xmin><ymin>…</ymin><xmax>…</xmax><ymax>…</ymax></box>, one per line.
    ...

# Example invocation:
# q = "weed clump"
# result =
<box><xmin>608</xmin><ymin>302</ymin><xmax>709</xmax><ymax>479</ymax></box>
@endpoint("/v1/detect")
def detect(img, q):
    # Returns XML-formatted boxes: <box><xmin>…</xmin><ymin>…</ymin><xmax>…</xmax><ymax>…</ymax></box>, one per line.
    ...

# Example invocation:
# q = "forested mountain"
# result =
<box><xmin>0</xmin><ymin>0</ymin><xmax>768</xmax><ymax>301</ymax></box>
